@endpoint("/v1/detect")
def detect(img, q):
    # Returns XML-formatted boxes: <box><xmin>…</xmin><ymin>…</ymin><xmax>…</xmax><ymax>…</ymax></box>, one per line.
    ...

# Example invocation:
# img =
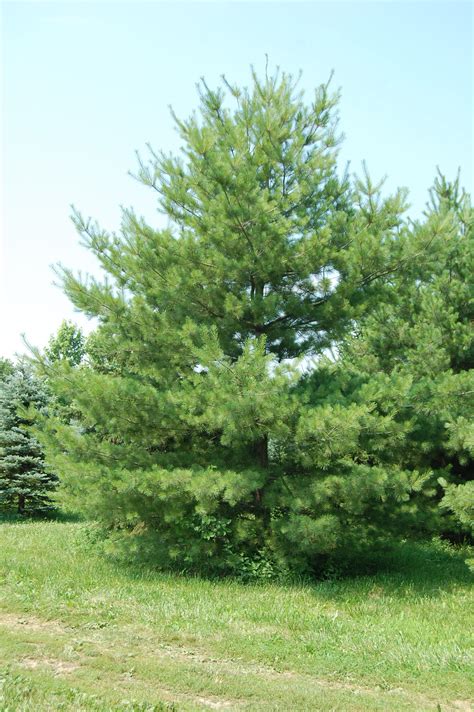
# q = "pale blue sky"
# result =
<box><xmin>1</xmin><ymin>1</ymin><xmax>472</xmax><ymax>358</ymax></box>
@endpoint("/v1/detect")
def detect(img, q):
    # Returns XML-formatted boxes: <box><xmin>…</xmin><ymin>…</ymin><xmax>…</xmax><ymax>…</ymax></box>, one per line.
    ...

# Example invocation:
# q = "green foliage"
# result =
<box><xmin>0</xmin><ymin>365</ymin><xmax>58</xmax><ymax>515</ymax></box>
<box><xmin>325</xmin><ymin>170</ymin><xmax>474</xmax><ymax>538</ymax></box>
<box><xmin>45</xmin><ymin>320</ymin><xmax>85</xmax><ymax>366</ymax></box>
<box><xmin>0</xmin><ymin>358</ymin><xmax>14</xmax><ymax>382</ymax></box>
<box><xmin>38</xmin><ymin>67</ymin><xmax>473</xmax><ymax>576</ymax></box>
<box><xmin>57</xmin><ymin>69</ymin><xmax>412</xmax><ymax>364</ymax></box>
<box><xmin>441</xmin><ymin>481</ymin><xmax>474</xmax><ymax>532</ymax></box>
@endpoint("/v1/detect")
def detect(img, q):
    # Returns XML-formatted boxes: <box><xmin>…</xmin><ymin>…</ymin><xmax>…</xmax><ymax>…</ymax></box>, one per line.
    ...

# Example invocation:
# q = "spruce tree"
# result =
<box><xmin>0</xmin><ymin>359</ymin><xmax>13</xmax><ymax>383</ymax></box>
<box><xmin>38</xmin><ymin>67</ymin><xmax>443</xmax><ymax>575</ymax></box>
<box><xmin>0</xmin><ymin>366</ymin><xmax>58</xmax><ymax>515</ymax></box>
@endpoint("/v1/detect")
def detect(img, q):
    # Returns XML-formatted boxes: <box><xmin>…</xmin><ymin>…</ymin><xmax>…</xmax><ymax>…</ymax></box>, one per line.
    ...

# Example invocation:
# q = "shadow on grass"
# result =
<box><xmin>305</xmin><ymin>538</ymin><xmax>473</xmax><ymax>600</ymax></box>
<box><xmin>0</xmin><ymin>509</ymin><xmax>85</xmax><ymax>524</ymax></box>
<box><xmin>108</xmin><ymin>536</ymin><xmax>473</xmax><ymax>601</ymax></box>
<box><xmin>0</xmin><ymin>513</ymin><xmax>471</xmax><ymax>599</ymax></box>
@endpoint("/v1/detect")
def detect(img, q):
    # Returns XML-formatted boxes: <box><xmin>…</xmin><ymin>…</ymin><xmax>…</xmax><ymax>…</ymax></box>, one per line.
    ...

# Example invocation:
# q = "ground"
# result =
<box><xmin>0</xmin><ymin>520</ymin><xmax>472</xmax><ymax>711</ymax></box>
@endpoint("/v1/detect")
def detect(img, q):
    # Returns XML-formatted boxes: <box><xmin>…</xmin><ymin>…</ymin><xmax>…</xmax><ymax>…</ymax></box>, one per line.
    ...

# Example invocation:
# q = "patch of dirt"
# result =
<box><xmin>0</xmin><ymin>612</ymin><xmax>69</xmax><ymax>635</ymax></box>
<box><xmin>452</xmin><ymin>702</ymin><xmax>473</xmax><ymax>712</ymax></box>
<box><xmin>194</xmin><ymin>697</ymin><xmax>236</xmax><ymax>709</ymax></box>
<box><xmin>19</xmin><ymin>656</ymin><xmax>79</xmax><ymax>675</ymax></box>
<box><xmin>138</xmin><ymin>640</ymin><xmax>470</xmax><ymax>711</ymax></box>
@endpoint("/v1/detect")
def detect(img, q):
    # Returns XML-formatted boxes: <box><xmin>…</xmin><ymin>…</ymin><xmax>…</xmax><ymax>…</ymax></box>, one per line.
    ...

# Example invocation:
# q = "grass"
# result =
<box><xmin>0</xmin><ymin>521</ymin><xmax>472</xmax><ymax>711</ymax></box>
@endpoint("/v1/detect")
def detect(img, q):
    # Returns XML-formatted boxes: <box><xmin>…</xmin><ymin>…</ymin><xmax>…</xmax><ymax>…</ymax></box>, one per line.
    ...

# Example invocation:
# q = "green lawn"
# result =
<box><xmin>0</xmin><ymin>521</ymin><xmax>472</xmax><ymax>711</ymax></box>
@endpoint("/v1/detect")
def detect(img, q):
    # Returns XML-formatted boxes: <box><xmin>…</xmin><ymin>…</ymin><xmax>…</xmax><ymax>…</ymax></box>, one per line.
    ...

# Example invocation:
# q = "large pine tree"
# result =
<box><xmin>39</xmin><ymin>68</ymin><xmax>446</xmax><ymax>575</ymax></box>
<box><xmin>0</xmin><ymin>366</ymin><xmax>58</xmax><ymax>515</ymax></box>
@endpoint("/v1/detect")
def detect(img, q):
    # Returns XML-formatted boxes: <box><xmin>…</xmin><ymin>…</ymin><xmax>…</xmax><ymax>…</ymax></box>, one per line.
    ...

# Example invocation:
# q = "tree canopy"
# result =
<box><xmin>45</xmin><ymin>321</ymin><xmax>85</xmax><ymax>367</ymax></box>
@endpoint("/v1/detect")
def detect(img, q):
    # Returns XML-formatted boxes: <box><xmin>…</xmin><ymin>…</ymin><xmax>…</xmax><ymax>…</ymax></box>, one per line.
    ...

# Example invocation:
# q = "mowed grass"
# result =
<box><xmin>0</xmin><ymin>521</ymin><xmax>472</xmax><ymax>711</ymax></box>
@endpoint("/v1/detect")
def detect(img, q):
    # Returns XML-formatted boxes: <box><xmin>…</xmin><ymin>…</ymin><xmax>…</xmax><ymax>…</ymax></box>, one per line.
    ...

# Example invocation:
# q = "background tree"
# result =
<box><xmin>0</xmin><ymin>359</ymin><xmax>14</xmax><ymax>383</ymax></box>
<box><xmin>0</xmin><ymin>365</ymin><xmax>58</xmax><ymax>515</ymax></box>
<box><xmin>44</xmin><ymin>320</ymin><xmax>85</xmax><ymax>366</ymax></box>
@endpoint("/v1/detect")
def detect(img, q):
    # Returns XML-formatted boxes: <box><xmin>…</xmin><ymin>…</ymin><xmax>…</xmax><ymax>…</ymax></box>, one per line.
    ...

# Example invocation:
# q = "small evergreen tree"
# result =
<box><xmin>0</xmin><ymin>365</ymin><xmax>58</xmax><ymax>515</ymax></box>
<box><xmin>0</xmin><ymin>359</ymin><xmax>14</xmax><ymax>382</ymax></box>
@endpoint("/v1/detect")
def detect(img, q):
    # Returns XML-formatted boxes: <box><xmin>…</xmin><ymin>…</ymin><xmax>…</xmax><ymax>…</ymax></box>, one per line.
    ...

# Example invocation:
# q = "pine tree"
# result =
<box><xmin>320</xmin><ymin>171</ymin><xmax>474</xmax><ymax>539</ymax></box>
<box><xmin>0</xmin><ymin>365</ymin><xmax>58</xmax><ymax>515</ymax></box>
<box><xmin>38</xmin><ymin>67</ymin><xmax>443</xmax><ymax>575</ymax></box>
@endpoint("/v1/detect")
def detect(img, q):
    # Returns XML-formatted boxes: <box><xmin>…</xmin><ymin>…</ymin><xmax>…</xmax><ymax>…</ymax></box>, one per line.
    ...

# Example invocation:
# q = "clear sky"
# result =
<box><xmin>1</xmin><ymin>1</ymin><xmax>472</xmax><ymax>359</ymax></box>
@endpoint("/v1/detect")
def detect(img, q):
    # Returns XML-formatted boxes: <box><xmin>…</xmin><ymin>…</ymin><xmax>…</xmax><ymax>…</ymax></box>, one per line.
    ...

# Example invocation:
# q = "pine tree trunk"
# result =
<box><xmin>254</xmin><ymin>434</ymin><xmax>269</xmax><ymax>469</ymax></box>
<box><xmin>251</xmin><ymin>277</ymin><xmax>269</xmax><ymax>502</ymax></box>
<box><xmin>253</xmin><ymin>434</ymin><xmax>268</xmax><ymax>504</ymax></box>
<box><xmin>18</xmin><ymin>494</ymin><xmax>25</xmax><ymax>515</ymax></box>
